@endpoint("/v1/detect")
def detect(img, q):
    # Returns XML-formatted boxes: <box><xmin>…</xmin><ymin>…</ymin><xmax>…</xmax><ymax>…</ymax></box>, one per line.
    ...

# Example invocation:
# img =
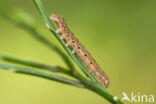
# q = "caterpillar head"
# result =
<box><xmin>50</xmin><ymin>14</ymin><xmax>63</xmax><ymax>22</ymax></box>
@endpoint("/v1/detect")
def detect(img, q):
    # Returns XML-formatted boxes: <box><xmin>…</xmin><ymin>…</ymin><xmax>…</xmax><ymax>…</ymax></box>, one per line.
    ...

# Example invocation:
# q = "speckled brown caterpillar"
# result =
<box><xmin>50</xmin><ymin>14</ymin><xmax>110</xmax><ymax>88</ymax></box>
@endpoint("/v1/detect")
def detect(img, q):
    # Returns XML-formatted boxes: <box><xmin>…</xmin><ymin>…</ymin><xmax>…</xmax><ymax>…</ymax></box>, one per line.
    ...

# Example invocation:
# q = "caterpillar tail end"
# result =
<box><xmin>101</xmin><ymin>75</ymin><xmax>110</xmax><ymax>88</ymax></box>
<box><xmin>104</xmin><ymin>79</ymin><xmax>110</xmax><ymax>88</ymax></box>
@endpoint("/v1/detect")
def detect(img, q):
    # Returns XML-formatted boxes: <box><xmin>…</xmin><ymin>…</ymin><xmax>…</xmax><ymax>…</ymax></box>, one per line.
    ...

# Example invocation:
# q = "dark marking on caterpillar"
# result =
<box><xmin>50</xmin><ymin>14</ymin><xmax>110</xmax><ymax>88</ymax></box>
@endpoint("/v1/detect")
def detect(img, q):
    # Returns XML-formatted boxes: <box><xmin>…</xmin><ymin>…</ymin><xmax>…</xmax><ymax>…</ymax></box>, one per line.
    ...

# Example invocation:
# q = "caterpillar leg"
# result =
<box><xmin>65</xmin><ymin>41</ymin><xmax>71</xmax><ymax>47</ymax></box>
<box><xmin>60</xmin><ymin>35</ymin><xmax>65</xmax><ymax>40</ymax></box>
<box><xmin>89</xmin><ymin>69</ymin><xmax>94</xmax><ymax>73</ymax></box>
<box><xmin>56</xmin><ymin>28</ymin><xmax>62</xmax><ymax>34</ymax></box>
<box><xmin>72</xmin><ymin>49</ymin><xmax>75</xmax><ymax>54</ymax></box>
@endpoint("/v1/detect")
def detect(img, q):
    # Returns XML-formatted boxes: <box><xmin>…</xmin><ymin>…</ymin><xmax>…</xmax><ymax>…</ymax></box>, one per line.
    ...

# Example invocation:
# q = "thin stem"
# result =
<box><xmin>0</xmin><ymin>54</ymin><xmax>86</xmax><ymax>83</ymax></box>
<box><xmin>75</xmin><ymin>73</ymin><xmax>123</xmax><ymax>104</ymax></box>
<box><xmin>0</xmin><ymin>63</ymin><xmax>85</xmax><ymax>88</ymax></box>
<box><xmin>0</xmin><ymin>54</ymin><xmax>73</xmax><ymax>76</ymax></box>
<box><xmin>0</xmin><ymin>54</ymin><xmax>59</xmax><ymax>72</ymax></box>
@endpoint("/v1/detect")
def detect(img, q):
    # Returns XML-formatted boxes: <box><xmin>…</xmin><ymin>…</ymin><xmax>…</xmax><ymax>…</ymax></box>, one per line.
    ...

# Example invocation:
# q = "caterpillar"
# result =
<box><xmin>50</xmin><ymin>14</ymin><xmax>110</xmax><ymax>88</ymax></box>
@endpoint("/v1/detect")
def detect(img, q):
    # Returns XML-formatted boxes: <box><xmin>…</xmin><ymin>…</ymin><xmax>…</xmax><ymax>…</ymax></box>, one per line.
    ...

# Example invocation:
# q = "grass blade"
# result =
<box><xmin>0</xmin><ymin>63</ymin><xmax>85</xmax><ymax>88</ymax></box>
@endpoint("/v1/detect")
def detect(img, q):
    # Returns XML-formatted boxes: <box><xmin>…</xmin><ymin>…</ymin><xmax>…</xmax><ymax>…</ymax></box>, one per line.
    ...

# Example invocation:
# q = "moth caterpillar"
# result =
<box><xmin>50</xmin><ymin>14</ymin><xmax>110</xmax><ymax>88</ymax></box>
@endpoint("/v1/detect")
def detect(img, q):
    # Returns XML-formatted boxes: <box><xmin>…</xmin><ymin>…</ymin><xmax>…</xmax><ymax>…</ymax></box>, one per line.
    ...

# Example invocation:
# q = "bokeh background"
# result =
<box><xmin>0</xmin><ymin>0</ymin><xmax>156</xmax><ymax>104</ymax></box>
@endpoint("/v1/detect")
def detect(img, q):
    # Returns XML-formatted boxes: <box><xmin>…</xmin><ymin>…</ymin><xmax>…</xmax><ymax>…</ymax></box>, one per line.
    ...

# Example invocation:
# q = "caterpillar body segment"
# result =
<box><xmin>50</xmin><ymin>14</ymin><xmax>110</xmax><ymax>88</ymax></box>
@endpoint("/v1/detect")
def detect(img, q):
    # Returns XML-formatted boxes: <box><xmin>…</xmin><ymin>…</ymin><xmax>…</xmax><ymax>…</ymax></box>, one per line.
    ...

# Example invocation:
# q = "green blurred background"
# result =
<box><xmin>0</xmin><ymin>0</ymin><xmax>156</xmax><ymax>104</ymax></box>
